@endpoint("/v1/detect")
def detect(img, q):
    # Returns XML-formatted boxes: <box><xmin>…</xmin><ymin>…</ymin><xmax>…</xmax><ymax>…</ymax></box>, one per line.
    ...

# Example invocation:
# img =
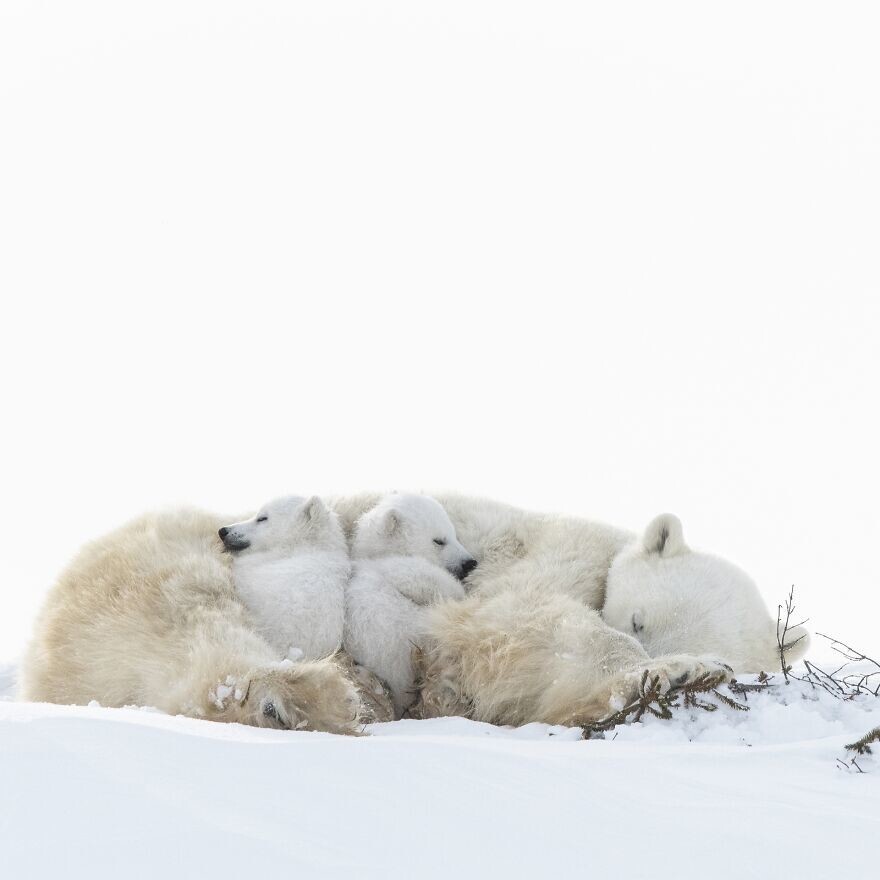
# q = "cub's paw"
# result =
<box><xmin>241</xmin><ymin>659</ymin><xmax>363</xmax><ymax>735</ymax></box>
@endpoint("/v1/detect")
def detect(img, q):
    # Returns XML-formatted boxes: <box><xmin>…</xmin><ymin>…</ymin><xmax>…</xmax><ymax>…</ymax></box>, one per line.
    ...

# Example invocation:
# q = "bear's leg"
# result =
<box><xmin>544</xmin><ymin>654</ymin><xmax>733</xmax><ymax>727</ymax></box>
<box><xmin>230</xmin><ymin>660</ymin><xmax>363</xmax><ymax>733</ymax></box>
<box><xmin>334</xmin><ymin>651</ymin><xmax>396</xmax><ymax>724</ymax></box>
<box><xmin>156</xmin><ymin>608</ymin><xmax>362</xmax><ymax>734</ymax></box>
<box><xmin>410</xmin><ymin>641</ymin><xmax>475</xmax><ymax>721</ymax></box>
<box><xmin>418</xmin><ymin>587</ymin><xmax>732</xmax><ymax>727</ymax></box>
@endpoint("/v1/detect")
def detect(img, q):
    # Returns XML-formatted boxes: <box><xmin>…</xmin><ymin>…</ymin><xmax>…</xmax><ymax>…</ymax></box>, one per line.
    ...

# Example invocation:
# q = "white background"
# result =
<box><xmin>1</xmin><ymin>1</ymin><xmax>878</xmax><ymax>662</ymax></box>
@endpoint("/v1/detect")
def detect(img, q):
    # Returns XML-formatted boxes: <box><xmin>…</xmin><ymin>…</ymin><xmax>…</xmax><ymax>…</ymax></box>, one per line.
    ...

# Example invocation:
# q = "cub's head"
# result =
<box><xmin>602</xmin><ymin>513</ymin><xmax>810</xmax><ymax>674</ymax></box>
<box><xmin>352</xmin><ymin>493</ymin><xmax>477</xmax><ymax>580</ymax></box>
<box><xmin>219</xmin><ymin>496</ymin><xmax>345</xmax><ymax>559</ymax></box>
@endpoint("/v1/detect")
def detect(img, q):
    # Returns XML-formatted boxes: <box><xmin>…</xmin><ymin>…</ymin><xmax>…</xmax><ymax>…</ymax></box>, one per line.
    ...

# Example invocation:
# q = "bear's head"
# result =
<box><xmin>602</xmin><ymin>513</ymin><xmax>810</xmax><ymax>674</ymax></box>
<box><xmin>219</xmin><ymin>496</ymin><xmax>346</xmax><ymax>559</ymax></box>
<box><xmin>353</xmin><ymin>493</ymin><xmax>477</xmax><ymax>581</ymax></box>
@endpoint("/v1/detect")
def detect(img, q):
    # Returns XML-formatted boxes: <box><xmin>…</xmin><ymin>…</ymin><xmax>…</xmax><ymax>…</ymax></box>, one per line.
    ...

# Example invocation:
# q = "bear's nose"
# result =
<box><xmin>461</xmin><ymin>558</ymin><xmax>477</xmax><ymax>577</ymax></box>
<box><xmin>218</xmin><ymin>527</ymin><xmax>230</xmax><ymax>539</ymax></box>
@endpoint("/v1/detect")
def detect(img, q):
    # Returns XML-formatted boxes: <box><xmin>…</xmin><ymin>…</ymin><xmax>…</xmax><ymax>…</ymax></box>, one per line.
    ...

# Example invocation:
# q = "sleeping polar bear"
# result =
<box><xmin>345</xmin><ymin>494</ymin><xmax>472</xmax><ymax>718</ymax></box>
<box><xmin>20</xmin><ymin>493</ymin><xmax>809</xmax><ymax>733</ymax></box>
<box><xmin>332</xmin><ymin>494</ymin><xmax>809</xmax><ymax>726</ymax></box>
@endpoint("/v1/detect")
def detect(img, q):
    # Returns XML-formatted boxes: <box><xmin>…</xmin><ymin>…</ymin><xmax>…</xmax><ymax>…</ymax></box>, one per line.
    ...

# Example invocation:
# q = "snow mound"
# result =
<box><xmin>597</xmin><ymin>670</ymin><xmax>880</xmax><ymax>748</ymax></box>
<box><xmin>2</xmin><ymin>663</ymin><xmax>879</xmax><ymax>879</ymax></box>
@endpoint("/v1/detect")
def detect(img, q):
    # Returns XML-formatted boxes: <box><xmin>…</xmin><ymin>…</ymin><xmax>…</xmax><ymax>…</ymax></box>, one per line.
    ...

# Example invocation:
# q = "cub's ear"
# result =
<box><xmin>299</xmin><ymin>496</ymin><xmax>328</xmax><ymax>524</ymax></box>
<box><xmin>642</xmin><ymin>513</ymin><xmax>686</xmax><ymax>557</ymax></box>
<box><xmin>381</xmin><ymin>509</ymin><xmax>401</xmax><ymax>537</ymax></box>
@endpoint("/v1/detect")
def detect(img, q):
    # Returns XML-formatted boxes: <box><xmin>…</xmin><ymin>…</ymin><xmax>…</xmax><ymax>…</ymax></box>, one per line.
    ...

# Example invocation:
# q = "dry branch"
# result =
<box><xmin>776</xmin><ymin>587</ymin><xmax>879</xmax><ymax>701</ymax></box>
<box><xmin>777</xmin><ymin>585</ymin><xmax>809</xmax><ymax>684</ymax></box>
<box><xmin>728</xmin><ymin>673</ymin><xmax>774</xmax><ymax>703</ymax></box>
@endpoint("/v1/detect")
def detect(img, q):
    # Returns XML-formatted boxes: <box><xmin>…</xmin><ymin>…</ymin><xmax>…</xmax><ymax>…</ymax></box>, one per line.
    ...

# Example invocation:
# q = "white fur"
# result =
<box><xmin>330</xmin><ymin>493</ymin><xmax>807</xmax><ymax>727</ymax></box>
<box><xmin>20</xmin><ymin>507</ymin><xmax>361</xmax><ymax>734</ymax></box>
<box><xmin>21</xmin><ymin>493</ymin><xmax>803</xmax><ymax>732</ymax></box>
<box><xmin>602</xmin><ymin>513</ymin><xmax>810</xmax><ymax>672</ymax></box>
<box><xmin>221</xmin><ymin>496</ymin><xmax>349</xmax><ymax>661</ymax></box>
<box><xmin>344</xmin><ymin>495</ymin><xmax>469</xmax><ymax>716</ymax></box>
<box><xmin>351</xmin><ymin>493</ymin><xmax>476</xmax><ymax>577</ymax></box>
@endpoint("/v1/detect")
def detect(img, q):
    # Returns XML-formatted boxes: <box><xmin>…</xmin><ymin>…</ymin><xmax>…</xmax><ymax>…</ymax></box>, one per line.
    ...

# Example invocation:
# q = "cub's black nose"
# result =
<box><xmin>218</xmin><ymin>527</ymin><xmax>229</xmax><ymax>539</ymax></box>
<box><xmin>460</xmin><ymin>558</ymin><xmax>477</xmax><ymax>577</ymax></box>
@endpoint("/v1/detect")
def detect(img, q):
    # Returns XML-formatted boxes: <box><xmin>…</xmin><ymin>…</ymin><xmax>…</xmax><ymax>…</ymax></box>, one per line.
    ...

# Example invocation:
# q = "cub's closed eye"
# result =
<box><xmin>433</xmin><ymin>538</ymin><xmax>447</xmax><ymax>546</ymax></box>
<box><xmin>256</xmin><ymin>516</ymin><xmax>268</xmax><ymax>523</ymax></box>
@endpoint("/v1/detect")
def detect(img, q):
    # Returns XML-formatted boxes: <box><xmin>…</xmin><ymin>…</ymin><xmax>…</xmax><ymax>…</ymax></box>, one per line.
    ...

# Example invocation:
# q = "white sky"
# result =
<box><xmin>1</xmin><ymin>2</ymin><xmax>878</xmax><ymax>662</ymax></box>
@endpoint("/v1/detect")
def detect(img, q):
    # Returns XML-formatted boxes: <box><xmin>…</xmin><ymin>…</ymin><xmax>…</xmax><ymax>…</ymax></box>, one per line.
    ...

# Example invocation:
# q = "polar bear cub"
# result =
<box><xmin>602</xmin><ymin>513</ymin><xmax>810</xmax><ymax>672</ymax></box>
<box><xmin>344</xmin><ymin>494</ymin><xmax>477</xmax><ymax>718</ymax></box>
<box><xmin>220</xmin><ymin>496</ymin><xmax>350</xmax><ymax>662</ymax></box>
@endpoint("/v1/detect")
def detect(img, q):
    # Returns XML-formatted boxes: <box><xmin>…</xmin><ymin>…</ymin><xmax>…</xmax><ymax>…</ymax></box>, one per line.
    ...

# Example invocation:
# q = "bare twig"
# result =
<box><xmin>777</xmin><ymin>585</ymin><xmax>809</xmax><ymax>684</ymax></box>
<box><xmin>837</xmin><ymin>756</ymin><xmax>866</xmax><ymax>773</ymax></box>
<box><xmin>728</xmin><ymin>676</ymin><xmax>774</xmax><ymax>702</ymax></box>
<box><xmin>777</xmin><ymin>594</ymin><xmax>880</xmax><ymax>701</ymax></box>
<box><xmin>816</xmin><ymin>633</ymin><xmax>880</xmax><ymax>697</ymax></box>
<box><xmin>817</xmin><ymin>633</ymin><xmax>880</xmax><ymax>669</ymax></box>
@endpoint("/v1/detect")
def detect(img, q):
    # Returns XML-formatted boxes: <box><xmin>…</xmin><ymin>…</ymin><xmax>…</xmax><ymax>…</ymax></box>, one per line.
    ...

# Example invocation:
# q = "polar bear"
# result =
<box><xmin>21</xmin><ymin>493</ymin><xmax>803</xmax><ymax>732</ymax></box>
<box><xmin>601</xmin><ymin>512</ymin><xmax>810</xmax><ymax>673</ymax></box>
<box><xmin>221</xmin><ymin>495</ymin><xmax>349</xmax><ymax>662</ymax></box>
<box><xmin>21</xmin><ymin>507</ymin><xmax>362</xmax><ymax>734</ymax></box>
<box><xmin>344</xmin><ymin>494</ymin><xmax>472</xmax><ymax>717</ymax></box>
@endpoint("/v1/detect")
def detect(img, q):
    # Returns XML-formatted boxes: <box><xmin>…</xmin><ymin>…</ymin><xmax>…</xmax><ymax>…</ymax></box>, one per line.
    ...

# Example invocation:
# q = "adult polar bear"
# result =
<box><xmin>21</xmin><ymin>493</ymin><xmax>806</xmax><ymax>733</ymax></box>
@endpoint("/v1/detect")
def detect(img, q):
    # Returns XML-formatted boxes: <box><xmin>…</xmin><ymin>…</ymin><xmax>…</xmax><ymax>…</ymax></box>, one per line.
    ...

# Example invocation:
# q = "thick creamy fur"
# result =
<box><xmin>344</xmin><ymin>495</ymin><xmax>468</xmax><ymax>717</ymax></box>
<box><xmin>22</xmin><ymin>493</ymin><xmax>802</xmax><ymax>731</ymax></box>
<box><xmin>224</xmin><ymin>496</ymin><xmax>349</xmax><ymax>661</ymax></box>
<box><xmin>21</xmin><ymin>508</ymin><xmax>361</xmax><ymax>734</ymax></box>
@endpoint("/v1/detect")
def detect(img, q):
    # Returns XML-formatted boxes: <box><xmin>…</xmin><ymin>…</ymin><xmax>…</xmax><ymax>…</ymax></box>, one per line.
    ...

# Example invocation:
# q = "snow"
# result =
<box><xmin>2</xmin><ymin>663</ymin><xmax>878</xmax><ymax>879</ymax></box>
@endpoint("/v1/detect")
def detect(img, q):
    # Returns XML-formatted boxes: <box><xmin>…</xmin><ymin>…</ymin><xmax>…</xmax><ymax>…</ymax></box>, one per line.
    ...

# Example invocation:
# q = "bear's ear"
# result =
<box><xmin>381</xmin><ymin>509</ymin><xmax>401</xmax><ymax>537</ymax></box>
<box><xmin>642</xmin><ymin>513</ymin><xmax>686</xmax><ymax>557</ymax></box>
<box><xmin>299</xmin><ymin>496</ymin><xmax>328</xmax><ymax>525</ymax></box>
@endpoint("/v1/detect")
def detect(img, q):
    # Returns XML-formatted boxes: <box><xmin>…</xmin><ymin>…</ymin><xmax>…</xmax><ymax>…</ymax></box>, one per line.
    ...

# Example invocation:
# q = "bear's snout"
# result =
<box><xmin>218</xmin><ymin>527</ymin><xmax>250</xmax><ymax>553</ymax></box>
<box><xmin>458</xmin><ymin>558</ymin><xmax>478</xmax><ymax>580</ymax></box>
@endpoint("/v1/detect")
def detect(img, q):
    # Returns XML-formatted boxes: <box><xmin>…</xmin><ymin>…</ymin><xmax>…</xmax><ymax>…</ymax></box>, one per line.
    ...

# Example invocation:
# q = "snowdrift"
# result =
<box><xmin>1</xmin><ymin>663</ymin><xmax>878</xmax><ymax>879</ymax></box>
